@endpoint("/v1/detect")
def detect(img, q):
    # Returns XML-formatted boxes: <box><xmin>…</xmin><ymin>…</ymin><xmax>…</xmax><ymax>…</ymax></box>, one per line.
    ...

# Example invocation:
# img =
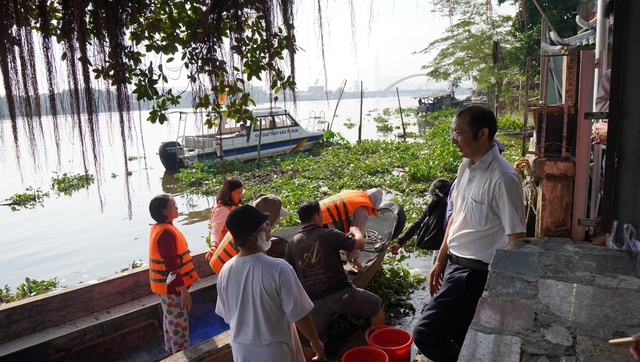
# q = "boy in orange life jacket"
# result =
<box><xmin>149</xmin><ymin>194</ymin><xmax>199</xmax><ymax>354</ymax></box>
<box><xmin>320</xmin><ymin>188</ymin><xmax>383</xmax><ymax>272</ymax></box>
<box><xmin>285</xmin><ymin>200</ymin><xmax>384</xmax><ymax>361</ymax></box>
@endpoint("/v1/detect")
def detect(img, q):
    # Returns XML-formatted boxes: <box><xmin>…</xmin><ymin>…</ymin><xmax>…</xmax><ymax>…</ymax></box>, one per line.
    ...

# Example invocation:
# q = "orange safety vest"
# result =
<box><xmin>319</xmin><ymin>190</ymin><xmax>377</xmax><ymax>233</ymax></box>
<box><xmin>209</xmin><ymin>232</ymin><xmax>238</xmax><ymax>275</ymax></box>
<box><xmin>149</xmin><ymin>224</ymin><xmax>199</xmax><ymax>294</ymax></box>
<box><xmin>210</xmin><ymin>203</ymin><xmax>235</xmax><ymax>243</ymax></box>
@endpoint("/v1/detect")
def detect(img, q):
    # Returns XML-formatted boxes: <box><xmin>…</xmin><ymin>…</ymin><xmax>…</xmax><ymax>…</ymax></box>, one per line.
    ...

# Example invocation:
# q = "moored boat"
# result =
<box><xmin>0</xmin><ymin>202</ymin><xmax>404</xmax><ymax>362</ymax></box>
<box><xmin>158</xmin><ymin>107</ymin><xmax>326</xmax><ymax>172</ymax></box>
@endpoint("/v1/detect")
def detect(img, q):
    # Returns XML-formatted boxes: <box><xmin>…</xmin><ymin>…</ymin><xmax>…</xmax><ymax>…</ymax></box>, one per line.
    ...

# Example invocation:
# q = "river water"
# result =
<box><xmin>0</xmin><ymin>95</ymin><xmax>431</xmax><ymax>292</ymax></box>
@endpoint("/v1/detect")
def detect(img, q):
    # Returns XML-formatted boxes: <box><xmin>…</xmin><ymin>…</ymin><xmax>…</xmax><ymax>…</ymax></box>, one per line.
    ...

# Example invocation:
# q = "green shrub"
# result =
<box><xmin>498</xmin><ymin>116</ymin><xmax>524</xmax><ymax>131</ymax></box>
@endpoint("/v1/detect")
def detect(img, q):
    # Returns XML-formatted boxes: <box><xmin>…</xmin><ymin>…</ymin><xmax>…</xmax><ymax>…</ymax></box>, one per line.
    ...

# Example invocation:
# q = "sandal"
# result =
<box><xmin>590</xmin><ymin>234</ymin><xmax>607</xmax><ymax>246</ymax></box>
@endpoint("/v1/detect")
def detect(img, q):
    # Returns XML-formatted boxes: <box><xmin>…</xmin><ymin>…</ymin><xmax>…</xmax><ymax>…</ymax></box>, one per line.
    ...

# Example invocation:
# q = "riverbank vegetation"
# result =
<box><xmin>175</xmin><ymin>108</ymin><xmax>525</xmax><ymax>324</ymax></box>
<box><xmin>2</xmin><ymin>108</ymin><xmax>525</xmax><ymax>317</ymax></box>
<box><xmin>1</xmin><ymin>278</ymin><xmax>61</xmax><ymax>304</ymax></box>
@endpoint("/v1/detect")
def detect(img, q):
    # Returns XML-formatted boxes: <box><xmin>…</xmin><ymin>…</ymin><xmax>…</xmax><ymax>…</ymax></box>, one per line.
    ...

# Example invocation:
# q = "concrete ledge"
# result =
<box><xmin>462</xmin><ymin>238</ymin><xmax>640</xmax><ymax>360</ymax></box>
<box><xmin>458</xmin><ymin>330</ymin><xmax>521</xmax><ymax>361</ymax></box>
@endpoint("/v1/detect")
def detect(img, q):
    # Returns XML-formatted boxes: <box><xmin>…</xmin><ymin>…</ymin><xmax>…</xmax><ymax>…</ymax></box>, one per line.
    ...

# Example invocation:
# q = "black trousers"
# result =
<box><xmin>412</xmin><ymin>260</ymin><xmax>488</xmax><ymax>362</ymax></box>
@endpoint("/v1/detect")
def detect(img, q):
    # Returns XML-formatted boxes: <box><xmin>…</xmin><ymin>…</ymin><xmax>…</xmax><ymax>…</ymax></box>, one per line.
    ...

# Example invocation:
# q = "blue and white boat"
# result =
<box><xmin>159</xmin><ymin>107</ymin><xmax>326</xmax><ymax>171</ymax></box>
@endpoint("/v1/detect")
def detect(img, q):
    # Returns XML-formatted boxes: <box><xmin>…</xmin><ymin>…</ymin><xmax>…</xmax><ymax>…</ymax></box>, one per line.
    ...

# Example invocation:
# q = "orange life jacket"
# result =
<box><xmin>319</xmin><ymin>190</ymin><xmax>376</xmax><ymax>233</ymax></box>
<box><xmin>209</xmin><ymin>232</ymin><xmax>238</xmax><ymax>275</ymax></box>
<box><xmin>149</xmin><ymin>223</ymin><xmax>199</xmax><ymax>294</ymax></box>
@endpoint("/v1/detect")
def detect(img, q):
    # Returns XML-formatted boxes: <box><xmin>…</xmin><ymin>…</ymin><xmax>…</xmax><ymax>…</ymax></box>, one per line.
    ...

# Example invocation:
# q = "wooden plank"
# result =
<box><xmin>0</xmin><ymin>251</ymin><xmax>214</xmax><ymax>345</ymax></box>
<box><xmin>162</xmin><ymin>330</ymin><xmax>233</xmax><ymax>362</ymax></box>
<box><xmin>0</xmin><ymin>274</ymin><xmax>217</xmax><ymax>359</ymax></box>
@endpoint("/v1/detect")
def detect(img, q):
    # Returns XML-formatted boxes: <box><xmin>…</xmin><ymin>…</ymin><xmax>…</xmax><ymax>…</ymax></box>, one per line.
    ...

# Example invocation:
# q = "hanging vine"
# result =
<box><xmin>0</xmin><ymin>0</ymin><xmax>298</xmax><ymax>215</ymax></box>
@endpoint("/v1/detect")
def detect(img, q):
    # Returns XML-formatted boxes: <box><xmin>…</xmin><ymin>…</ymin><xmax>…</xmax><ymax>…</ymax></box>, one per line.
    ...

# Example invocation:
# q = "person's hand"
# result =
<box><xmin>592</xmin><ymin>121</ymin><xmax>608</xmax><ymax>145</ymax></box>
<box><xmin>205</xmin><ymin>246</ymin><xmax>216</xmax><ymax>261</ymax></box>
<box><xmin>179</xmin><ymin>286</ymin><xmax>192</xmax><ymax>311</ymax></box>
<box><xmin>514</xmin><ymin>158</ymin><xmax>528</xmax><ymax>172</ymax></box>
<box><xmin>428</xmin><ymin>262</ymin><xmax>445</xmax><ymax>296</ymax></box>
<box><xmin>390</xmin><ymin>243</ymin><xmax>402</xmax><ymax>255</ymax></box>
<box><xmin>309</xmin><ymin>339</ymin><xmax>325</xmax><ymax>361</ymax></box>
<box><xmin>630</xmin><ymin>333</ymin><xmax>640</xmax><ymax>361</ymax></box>
<box><xmin>348</xmin><ymin>226</ymin><xmax>361</xmax><ymax>236</ymax></box>
<box><xmin>352</xmin><ymin>258</ymin><xmax>365</xmax><ymax>273</ymax></box>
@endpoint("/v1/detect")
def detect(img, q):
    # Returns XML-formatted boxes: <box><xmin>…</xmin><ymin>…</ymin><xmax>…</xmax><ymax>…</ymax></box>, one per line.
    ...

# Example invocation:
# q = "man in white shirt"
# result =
<box><xmin>234</xmin><ymin>123</ymin><xmax>247</xmax><ymax>136</ymax></box>
<box><xmin>216</xmin><ymin>205</ymin><xmax>324</xmax><ymax>362</ymax></box>
<box><xmin>413</xmin><ymin>105</ymin><xmax>526</xmax><ymax>362</ymax></box>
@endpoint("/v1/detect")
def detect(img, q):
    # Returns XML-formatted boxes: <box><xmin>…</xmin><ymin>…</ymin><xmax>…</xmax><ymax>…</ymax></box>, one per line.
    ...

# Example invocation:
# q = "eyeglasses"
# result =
<box><xmin>450</xmin><ymin>128</ymin><xmax>476</xmax><ymax>140</ymax></box>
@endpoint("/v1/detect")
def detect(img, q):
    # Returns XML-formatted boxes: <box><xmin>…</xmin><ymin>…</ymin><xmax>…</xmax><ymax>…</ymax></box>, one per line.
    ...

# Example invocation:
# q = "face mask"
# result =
<box><xmin>255</xmin><ymin>231</ymin><xmax>271</xmax><ymax>251</ymax></box>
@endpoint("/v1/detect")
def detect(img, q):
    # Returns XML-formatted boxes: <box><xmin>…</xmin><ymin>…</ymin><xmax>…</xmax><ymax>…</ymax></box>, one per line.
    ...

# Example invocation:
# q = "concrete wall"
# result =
<box><xmin>461</xmin><ymin>238</ymin><xmax>640</xmax><ymax>361</ymax></box>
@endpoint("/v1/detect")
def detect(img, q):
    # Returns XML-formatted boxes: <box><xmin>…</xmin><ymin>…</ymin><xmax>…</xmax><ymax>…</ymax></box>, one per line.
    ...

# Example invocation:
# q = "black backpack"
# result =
<box><xmin>415</xmin><ymin>197</ymin><xmax>447</xmax><ymax>250</ymax></box>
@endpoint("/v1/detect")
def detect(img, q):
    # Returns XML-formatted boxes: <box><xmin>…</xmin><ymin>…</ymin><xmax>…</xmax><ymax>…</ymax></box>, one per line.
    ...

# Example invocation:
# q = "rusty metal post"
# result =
<box><xmin>572</xmin><ymin>50</ymin><xmax>595</xmax><ymax>241</ymax></box>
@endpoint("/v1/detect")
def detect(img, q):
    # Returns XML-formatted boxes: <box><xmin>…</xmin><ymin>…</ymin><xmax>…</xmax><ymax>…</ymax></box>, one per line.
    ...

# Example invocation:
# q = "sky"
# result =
<box><xmin>0</xmin><ymin>1</ymin><xmax>516</xmax><ymax>97</ymax></box>
<box><xmin>292</xmin><ymin>0</ymin><xmax>517</xmax><ymax>92</ymax></box>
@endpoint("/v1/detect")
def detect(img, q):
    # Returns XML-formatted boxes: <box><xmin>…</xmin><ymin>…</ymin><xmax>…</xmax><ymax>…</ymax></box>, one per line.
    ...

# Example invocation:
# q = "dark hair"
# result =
<box><xmin>149</xmin><ymin>194</ymin><xmax>172</xmax><ymax>223</ymax></box>
<box><xmin>605</xmin><ymin>0</ymin><xmax>614</xmax><ymax>17</ymax></box>
<box><xmin>429</xmin><ymin>178</ymin><xmax>451</xmax><ymax>200</ymax></box>
<box><xmin>455</xmin><ymin>105</ymin><xmax>497</xmax><ymax>141</ymax></box>
<box><xmin>297</xmin><ymin>200</ymin><xmax>321</xmax><ymax>224</ymax></box>
<box><xmin>216</xmin><ymin>177</ymin><xmax>243</xmax><ymax>207</ymax></box>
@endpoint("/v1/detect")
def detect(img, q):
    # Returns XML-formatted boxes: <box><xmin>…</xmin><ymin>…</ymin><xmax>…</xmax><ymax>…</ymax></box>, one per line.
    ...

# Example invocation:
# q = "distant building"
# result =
<box><xmin>307</xmin><ymin>85</ymin><xmax>324</xmax><ymax>94</ymax></box>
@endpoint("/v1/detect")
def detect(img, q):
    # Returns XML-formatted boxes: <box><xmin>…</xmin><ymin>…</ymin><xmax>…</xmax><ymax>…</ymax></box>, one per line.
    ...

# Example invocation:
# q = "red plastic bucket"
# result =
<box><xmin>342</xmin><ymin>346</ymin><xmax>389</xmax><ymax>362</ymax></box>
<box><xmin>365</xmin><ymin>325</ymin><xmax>412</xmax><ymax>362</ymax></box>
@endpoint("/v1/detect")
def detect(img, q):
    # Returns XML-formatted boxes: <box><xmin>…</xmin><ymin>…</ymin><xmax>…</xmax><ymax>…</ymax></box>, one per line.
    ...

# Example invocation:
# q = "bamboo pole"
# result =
<box><xmin>396</xmin><ymin>87</ymin><xmax>406</xmax><ymax>139</ymax></box>
<box><xmin>329</xmin><ymin>79</ymin><xmax>346</xmax><ymax>131</ymax></box>
<box><xmin>358</xmin><ymin>81</ymin><xmax>363</xmax><ymax>142</ymax></box>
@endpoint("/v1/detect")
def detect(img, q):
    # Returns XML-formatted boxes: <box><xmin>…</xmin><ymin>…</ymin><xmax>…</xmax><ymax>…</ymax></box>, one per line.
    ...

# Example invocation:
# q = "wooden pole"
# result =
<box><xmin>256</xmin><ymin>118</ymin><xmax>263</xmax><ymax>169</ymax></box>
<box><xmin>396</xmin><ymin>87</ymin><xmax>406</xmax><ymax>139</ymax></box>
<box><xmin>218</xmin><ymin>112</ymin><xmax>226</xmax><ymax>176</ymax></box>
<box><xmin>329</xmin><ymin>79</ymin><xmax>347</xmax><ymax>131</ymax></box>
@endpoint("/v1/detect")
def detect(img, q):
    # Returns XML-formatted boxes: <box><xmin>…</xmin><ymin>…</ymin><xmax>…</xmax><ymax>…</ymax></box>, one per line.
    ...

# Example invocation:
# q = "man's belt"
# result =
<box><xmin>447</xmin><ymin>252</ymin><xmax>489</xmax><ymax>272</ymax></box>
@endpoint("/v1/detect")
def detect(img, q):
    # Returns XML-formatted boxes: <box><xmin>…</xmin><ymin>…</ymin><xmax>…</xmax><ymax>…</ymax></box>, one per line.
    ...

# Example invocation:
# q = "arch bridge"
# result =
<box><xmin>382</xmin><ymin>74</ymin><xmax>428</xmax><ymax>91</ymax></box>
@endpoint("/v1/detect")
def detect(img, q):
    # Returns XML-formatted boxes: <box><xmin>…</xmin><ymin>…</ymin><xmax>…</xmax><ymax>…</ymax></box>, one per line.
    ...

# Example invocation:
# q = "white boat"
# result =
<box><xmin>159</xmin><ymin>107</ymin><xmax>326</xmax><ymax>171</ymax></box>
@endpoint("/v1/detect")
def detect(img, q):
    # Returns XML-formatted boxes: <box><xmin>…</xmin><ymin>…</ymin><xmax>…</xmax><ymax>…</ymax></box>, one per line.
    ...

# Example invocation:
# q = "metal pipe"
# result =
<box><xmin>572</xmin><ymin>50</ymin><xmax>595</xmax><ymax>241</ymax></box>
<box><xmin>594</xmin><ymin>0</ymin><xmax>609</xmax><ymax>99</ymax></box>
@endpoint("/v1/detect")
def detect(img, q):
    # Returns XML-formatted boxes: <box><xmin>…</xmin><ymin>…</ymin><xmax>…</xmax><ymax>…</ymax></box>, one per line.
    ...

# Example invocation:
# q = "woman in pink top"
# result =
<box><xmin>209</xmin><ymin>177</ymin><xmax>244</xmax><ymax>247</ymax></box>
